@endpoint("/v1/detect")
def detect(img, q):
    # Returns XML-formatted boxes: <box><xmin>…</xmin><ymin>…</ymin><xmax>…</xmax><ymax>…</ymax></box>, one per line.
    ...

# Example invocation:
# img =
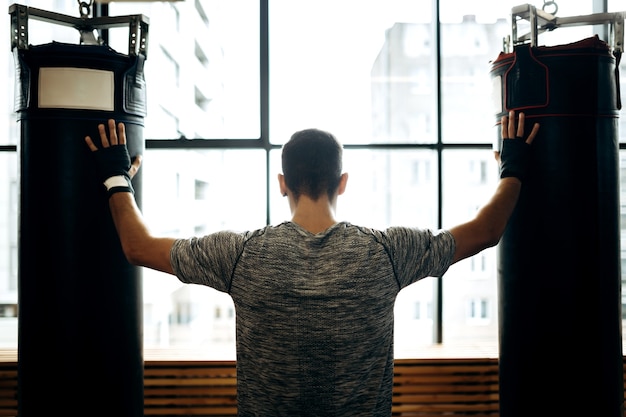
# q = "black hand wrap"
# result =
<box><xmin>94</xmin><ymin>144</ymin><xmax>134</xmax><ymax>197</ymax></box>
<box><xmin>94</xmin><ymin>144</ymin><xmax>132</xmax><ymax>182</ymax></box>
<box><xmin>499</xmin><ymin>137</ymin><xmax>531</xmax><ymax>181</ymax></box>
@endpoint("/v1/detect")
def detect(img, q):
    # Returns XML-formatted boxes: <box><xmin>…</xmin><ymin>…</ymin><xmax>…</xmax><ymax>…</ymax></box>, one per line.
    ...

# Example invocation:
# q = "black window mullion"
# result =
<box><xmin>432</xmin><ymin>0</ymin><xmax>444</xmax><ymax>345</ymax></box>
<box><xmin>261</xmin><ymin>0</ymin><xmax>271</xmax><ymax>226</ymax></box>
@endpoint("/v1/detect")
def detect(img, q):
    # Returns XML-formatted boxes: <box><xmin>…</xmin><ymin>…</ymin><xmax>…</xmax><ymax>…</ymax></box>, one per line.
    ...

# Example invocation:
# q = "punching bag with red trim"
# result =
<box><xmin>490</xmin><ymin>35</ymin><xmax>623</xmax><ymax>417</ymax></box>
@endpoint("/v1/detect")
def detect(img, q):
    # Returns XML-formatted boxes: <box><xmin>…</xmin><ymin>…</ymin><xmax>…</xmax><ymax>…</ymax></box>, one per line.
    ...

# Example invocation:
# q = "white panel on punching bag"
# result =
<box><xmin>39</xmin><ymin>67</ymin><xmax>115</xmax><ymax>110</ymax></box>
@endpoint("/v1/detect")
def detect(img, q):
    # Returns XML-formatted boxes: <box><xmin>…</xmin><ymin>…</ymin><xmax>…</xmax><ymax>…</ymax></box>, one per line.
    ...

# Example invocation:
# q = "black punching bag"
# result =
<box><xmin>491</xmin><ymin>36</ymin><xmax>623</xmax><ymax>417</ymax></box>
<box><xmin>15</xmin><ymin>41</ymin><xmax>146</xmax><ymax>416</ymax></box>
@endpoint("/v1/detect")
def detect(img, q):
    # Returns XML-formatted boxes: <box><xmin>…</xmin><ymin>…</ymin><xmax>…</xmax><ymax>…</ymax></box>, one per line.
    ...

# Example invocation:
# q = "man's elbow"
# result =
<box><xmin>484</xmin><ymin>224</ymin><xmax>505</xmax><ymax>248</ymax></box>
<box><xmin>119</xmin><ymin>237</ymin><xmax>175</xmax><ymax>274</ymax></box>
<box><xmin>122</xmin><ymin>243</ymin><xmax>144</xmax><ymax>266</ymax></box>
<box><xmin>466</xmin><ymin>224</ymin><xmax>502</xmax><ymax>255</ymax></box>
<box><xmin>484</xmin><ymin>235</ymin><xmax>501</xmax><ymax>250</ymax></box>
<box><xmin>469</xmin><ymin>234</ymin><xmax>500</xmax><ymax>259</ymax></box>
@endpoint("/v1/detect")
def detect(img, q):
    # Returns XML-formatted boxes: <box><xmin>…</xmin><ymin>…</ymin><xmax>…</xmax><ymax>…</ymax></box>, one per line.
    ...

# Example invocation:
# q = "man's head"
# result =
<box><xmin>281</xmin><ymin>128</ymin><xmax>343</xmax><ymax>201</ymax></box>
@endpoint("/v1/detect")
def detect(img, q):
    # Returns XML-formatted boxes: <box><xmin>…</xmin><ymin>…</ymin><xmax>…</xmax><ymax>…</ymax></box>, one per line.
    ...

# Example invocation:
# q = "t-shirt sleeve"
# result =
<box><xmin>382</xmin><ymin>227</ymin><xmax>456</xmax><ymax>289</ymax></box>
<box><xmin>170</xmin><ymin>231</ymin><xmax>246</xmax><ymax>293</ymax></box>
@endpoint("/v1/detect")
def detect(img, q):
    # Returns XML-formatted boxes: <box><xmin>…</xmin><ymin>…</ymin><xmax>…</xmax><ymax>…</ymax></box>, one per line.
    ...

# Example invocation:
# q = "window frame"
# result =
<box><xmin>0</xmin><ymin>0</ymin><xmax>621</xmax><ymax>353</ymax></box>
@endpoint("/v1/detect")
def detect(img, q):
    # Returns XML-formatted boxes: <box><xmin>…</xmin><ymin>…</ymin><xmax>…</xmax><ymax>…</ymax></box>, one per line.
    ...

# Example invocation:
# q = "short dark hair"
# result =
<box><xmin>281</xmin><ymin>128</ymin><xmax>343</xmax><ymax>201</ymax></box>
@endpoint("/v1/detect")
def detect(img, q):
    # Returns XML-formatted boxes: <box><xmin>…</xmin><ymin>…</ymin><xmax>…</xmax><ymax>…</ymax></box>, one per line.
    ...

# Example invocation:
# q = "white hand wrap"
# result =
<box><xmin>103</xmin><ymin>175</ymin><xmax>134</xmax><ymax>198</ymax></box>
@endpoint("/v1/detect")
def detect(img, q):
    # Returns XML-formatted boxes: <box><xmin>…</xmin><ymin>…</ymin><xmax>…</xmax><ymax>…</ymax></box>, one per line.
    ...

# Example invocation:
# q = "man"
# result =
<box><xmin>85</xmin><ymin>111</ymin><xmax>539</xmax><ymax>416</ymax></box>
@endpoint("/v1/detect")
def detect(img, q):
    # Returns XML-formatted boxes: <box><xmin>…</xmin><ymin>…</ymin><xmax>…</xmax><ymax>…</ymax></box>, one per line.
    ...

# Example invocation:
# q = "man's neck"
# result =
<box><xmin>290</xmin><ymin>195</ymin><xmax>337</xmax><ymax>234</ymax></box>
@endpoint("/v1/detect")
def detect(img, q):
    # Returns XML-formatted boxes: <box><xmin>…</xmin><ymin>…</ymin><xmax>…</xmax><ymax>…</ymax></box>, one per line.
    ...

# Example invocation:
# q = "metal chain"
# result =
<box><xmin>77</xmin><ymin>0</ymin><xmax>94</xmax><ymax>18</ymax></box>
<box><xmin>542</xmin><ymin>0</ymin><xmax>558</xmax><ymax>16</ymax></box>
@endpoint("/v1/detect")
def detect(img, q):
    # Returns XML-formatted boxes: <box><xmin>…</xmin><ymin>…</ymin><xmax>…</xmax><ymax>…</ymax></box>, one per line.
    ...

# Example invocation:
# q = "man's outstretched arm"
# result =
<box><xmin>85</xmin><ymin>119</ymin><xmax>176</xmax><ymax>274</ymax></box>
<box><xmin>449</xmin><ymin>110</ymin><xmax>540</xmax><ymax>264</ymax></box>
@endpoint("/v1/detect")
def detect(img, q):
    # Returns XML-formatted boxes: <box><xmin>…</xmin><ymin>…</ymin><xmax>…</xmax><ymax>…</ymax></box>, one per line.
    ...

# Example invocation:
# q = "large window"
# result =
<box><xmin>1</xmin><ymin>0</ymin><xmax>625</xmax><ymax>359</ymax></box>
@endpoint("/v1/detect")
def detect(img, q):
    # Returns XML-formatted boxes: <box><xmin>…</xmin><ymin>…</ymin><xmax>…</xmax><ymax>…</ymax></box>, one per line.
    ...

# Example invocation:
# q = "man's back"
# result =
<box><xmin>172</xmin><ymin>221</ymin><xmax>455</xmax><ymax>416</ymax></box>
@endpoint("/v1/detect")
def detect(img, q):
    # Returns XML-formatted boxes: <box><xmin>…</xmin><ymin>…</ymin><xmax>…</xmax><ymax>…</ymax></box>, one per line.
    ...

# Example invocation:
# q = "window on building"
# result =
<box><xmin>468</xmin><ymin>298</ymin><xmax>490</xmax><ymax>321</ymax></box>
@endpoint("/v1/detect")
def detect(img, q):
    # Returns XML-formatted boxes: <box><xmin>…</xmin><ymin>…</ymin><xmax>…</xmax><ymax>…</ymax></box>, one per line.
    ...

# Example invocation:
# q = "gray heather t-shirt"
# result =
<box><xmin>171</xmin><ymin>221</ymin><xmax>455</xmax><ymax>417</ymax></box>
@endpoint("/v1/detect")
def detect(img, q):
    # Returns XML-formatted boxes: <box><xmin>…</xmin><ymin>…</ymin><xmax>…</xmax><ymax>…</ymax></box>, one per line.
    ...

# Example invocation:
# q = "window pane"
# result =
<box><xmin>609</xmin><ymin>0</ymin><xmax>626</xmax><ymax>9</ymax></box>
<box><xmin>142</xmin><ymin>149</ymin><xmax>265</xmax><ymax>358</ymax></box>
<box><xmin>442</xmin><ymin>149</ymin><xmax>499</xmax><ymax>351</ymax></box>
<box><xmin>0</xmin><ymin>152</ymin><xmax>18</xmax><ymax>348</ymax></box>
<box><xmin>440</xmin><ymin>1</ymin><xmax>595</xmax><ymax>145</ymax></box>
<box><xmin>610</xmin><ymin>0</ymin><xmax>626</xmax><ymax>12</ymax></box>
<box><xmin>440</xmin><ymin>9</ymin><xmax>510</xmax><ymax>144</ymax></box>
<box><xmin>269</xmin><ymin>0</ymin><xmax>433</xmax><ymax>145</ymax></box>
<box><xmin>110</xmin><ymin>1</ymin><xmax>260</xmax><ymax>140</ymax></box>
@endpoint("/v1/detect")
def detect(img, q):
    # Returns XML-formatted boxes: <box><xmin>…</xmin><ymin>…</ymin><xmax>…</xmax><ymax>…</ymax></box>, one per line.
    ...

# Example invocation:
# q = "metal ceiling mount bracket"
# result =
<box><xmin>507</xmin><ymin>3</ymin><xmax>625</xmax><ymax>55</ymax></box>
<box><xmin>9</xmin><ymin>3</ymin><xmax>149</xmax><ymax>57</ymax></box>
